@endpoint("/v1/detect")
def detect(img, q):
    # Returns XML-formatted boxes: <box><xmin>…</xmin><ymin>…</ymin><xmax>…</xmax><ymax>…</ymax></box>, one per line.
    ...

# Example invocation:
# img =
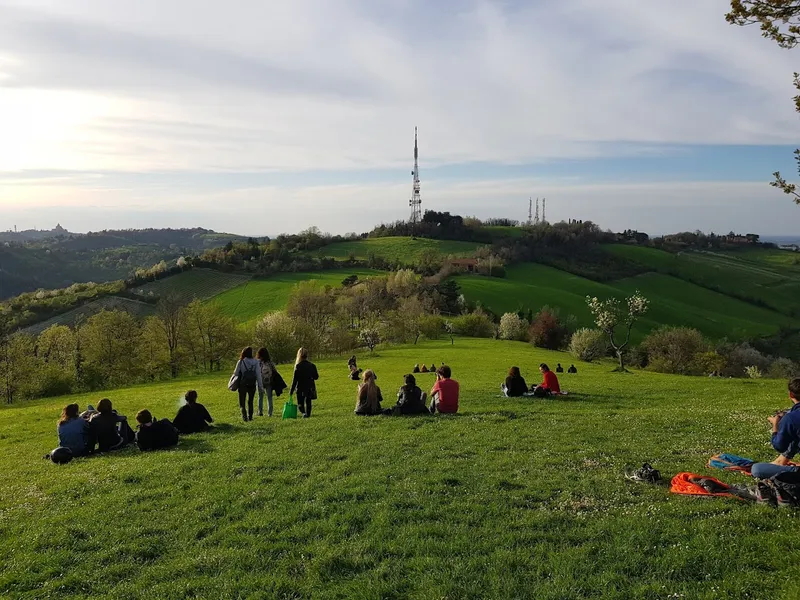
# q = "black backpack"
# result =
<box><xmin>756</xmin><ymin>470</ymin><xmax>800</xmax><ymax>507</ymax></box>
<box><xmin>241</xmin><ymin>361</ymin><xmax>257</xmax><ymax>389</ymax></box>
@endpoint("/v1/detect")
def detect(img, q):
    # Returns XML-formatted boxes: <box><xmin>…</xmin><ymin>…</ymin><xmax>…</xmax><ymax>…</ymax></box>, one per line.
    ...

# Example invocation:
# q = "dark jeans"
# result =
<box><xmin>239</xmin><ymin>386</ymin><xmax>256</xmax><ymax>420</ymax></box>
<box><xmin>297</xmin><ymin>391</ymin><xmax>313</xmax><ymax>417</ymax></box>
<box><xmin>751</xmin><ymin>462</ymin><xmax>799</xmax><ymax>479</ymax></box>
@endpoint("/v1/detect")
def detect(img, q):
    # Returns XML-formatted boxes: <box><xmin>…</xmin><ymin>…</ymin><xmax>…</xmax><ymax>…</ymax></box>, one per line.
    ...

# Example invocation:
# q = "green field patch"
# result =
<box><xmin>457</xmin><ymin>262</ymin><xmax>794</xmax><ymax>342</ymax></box>
<box><xmin>131</xmin><ymin>268</ymin><xmax>252</xmax><ymax>301</ymax></box>
<box><xmin>212</xmin><ymin>269</ymin><xmax>380</xmax><ymax>324</ymax></box>
<box><xmin>1</xmin><ymin>338</ymin><xmax>797</xmax><ymax>598</ymax></box>
<box><xmin>315</xmin><ymin>237</ymin><xmax>480</xmax><ymax>263</ymax></box>
<box><xmin>21</xmin><ymin>296</ymin><xmax>155</xmax><ymax>336</ymax></box>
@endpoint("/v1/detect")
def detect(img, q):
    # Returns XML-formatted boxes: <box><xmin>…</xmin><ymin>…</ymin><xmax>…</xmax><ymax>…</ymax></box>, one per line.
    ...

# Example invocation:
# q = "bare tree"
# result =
<box><xmin>156</xmin><ymin>294</ymin><xmax>186</xmax><ymax>378</ymax></box>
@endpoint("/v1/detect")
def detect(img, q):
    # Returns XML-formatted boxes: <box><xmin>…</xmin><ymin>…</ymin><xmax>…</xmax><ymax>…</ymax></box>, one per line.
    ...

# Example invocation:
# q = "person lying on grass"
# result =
<box><xmin>383</xmin><ymin>374</ymin><xmax>430</xmax><ymax>416</ymax></box>
<box><xmin>134</xmin><ymin>409</ymin><xmax>179</xmax><ymax>451</ymax></box>
<box><xmin>501</xmin><ymin>366</ymin><xmax>528</xmax><ymax>397</ymax></box>
<box><xmin>354</xmin><ymin>369</ymin><xmax>383</xmax><ymax>416</ymax></box>
<box><xmin>173</xmin><ymin>390</ymin><xmax>213</xmax><ymax>434</ymax></box>
<box><xmin>430</xmin><ymin>365</ymin><xmax>459</xmax><ymax>414</ymax></box>
<box><xmin>752</xmin><ymin>378</ymin><xmax>800</xmax><ymax>479</ymax></box>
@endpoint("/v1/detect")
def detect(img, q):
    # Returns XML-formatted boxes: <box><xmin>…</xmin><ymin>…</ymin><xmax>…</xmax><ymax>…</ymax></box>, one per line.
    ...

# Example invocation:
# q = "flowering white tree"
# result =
<box><xmin>499</xmin><ymin>312</ymin><xmax>528</xmax><ymax>342</ymax></box>
<box><xmin>359</xmin><ymin>327</ymin><xmax>381</xmax><ymax>353</ymax></box>
<box><xmin>586</xmin><ymin>290</ymin><xmax>649</xmax><ymax>372</ymax></box>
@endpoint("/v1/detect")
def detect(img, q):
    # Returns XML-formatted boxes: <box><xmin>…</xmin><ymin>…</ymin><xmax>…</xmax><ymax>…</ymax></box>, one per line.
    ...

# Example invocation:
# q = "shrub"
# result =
<box><xmin>529</xmin><ymin>307</ymin><xmax>572</xmax><ymax>350</ymax></box>
<box><xmin>253</xmin><ymin>312</ymin><xmax>297</xmax><ymax>364</ymax></box>
<box><xmin>418</xmin><ymin>315</ymin><xmax>444</xmax><ymax>340</ymax></box>
<box><xmin>499</xmin><ymin>313</ymin><xmax>528</xmax><ymax>342</ymax></box>
<box><xmin>696</xmin><ymin>351</ymin><xmax>727</xmax><ymax>376</ymax></box>
<box><xmin>569</xmin><ymin>328</ymin><xmax>607</xmax><ymax>362</ymax></box>
<box><xmin>744</xmin><ymin>365</ymin><xmax>763</xmax><ymax>379</ymax></box>
<box><xmin>719</xmin><ymin>343</ymin><xmax>772</xmax><ymax>378</ymax></box>
<box><xmin>768</xmin><ymin>357</ymin><xmax>798</xmax><ymax>380</ymax></box>
<box><xmin>451</xmin><ymin>310</ymin><xmax>495</xmax><ymax>338</ymax></box>
<box><xmin>640</xmin><ymin>327</ymin><xmax>708</xmax><ymax>375</ymax></box>
<box><xmin>359</xmin><ymin>327</ymin><xmax>381</xmax><ymax>352</ymax></box>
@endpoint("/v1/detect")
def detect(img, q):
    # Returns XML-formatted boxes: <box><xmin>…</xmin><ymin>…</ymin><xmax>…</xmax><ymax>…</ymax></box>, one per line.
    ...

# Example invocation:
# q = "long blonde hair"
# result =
<box><xmin>357</xmin><ymin>369</ymin><xmax>378</xmax><ymax>408</ymax></box>
<box><xmin>295</xmin><ymin>347</ymin><xmax>308</xmax><ymax>366</ymax></box>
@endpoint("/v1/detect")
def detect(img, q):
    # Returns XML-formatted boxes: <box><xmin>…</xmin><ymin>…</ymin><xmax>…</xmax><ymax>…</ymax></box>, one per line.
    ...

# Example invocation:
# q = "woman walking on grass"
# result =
<box><xmin>290</xmin><ymin>347</ymin><xmax>319</xmax><ymax>418</ymax></box>
<box><xmin>256</xmin><ymin>347</ymin><xmax>275</xmax><ymax>417</ymax></box>
<box><xmin>232</xmin><ymin>347</ymin><xmax>263</xmax><ymax>422</ymax></box>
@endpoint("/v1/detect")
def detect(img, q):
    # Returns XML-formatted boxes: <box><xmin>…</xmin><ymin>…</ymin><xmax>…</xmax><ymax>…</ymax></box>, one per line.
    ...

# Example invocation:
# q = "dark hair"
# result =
<box><xmin>97</xmin><ymin>398</ymin><xmax>112</xmax><ymax>414</ymax></box>
<box><xmin>438</xmin><ymin>365</ymin><xmax>452</xmax><ymax>378</ymax></box>
<box><xmin>59</xmin><ymin>403</ymin><xmax>79</xmax><ymax>425</ymax></box>
<box><xmin>257</xmin><ymin>347</ymin><xmax>271</xmax><ymax>362</ymax></box>
<box><xmin>404</xmin><ymin>373</ymin><xmax>416</xmax><ymax>388</ymax></box>
<box><xmin>136</xmin><ymin>409</ymin><xmax>152</xmax><ymax>425</ymax></box>
<box><xmin>185</xmin><ymin>390</ymin><xmax>198</xmax><ymax>404</ymax></box>
<box><xmin>240</xmin><ymin>346</ymin><xmax>253</xmax><ymax>360</ymax></box>
<box><xmin>540</xmin><ymin>363</ymin><xmax>550</xmax><ymax>372</ymax></box>
<box><xmin>790</xmin><ymin>378</ymin><xmax>800</xmax><ymax>399</ymax></box>
<box><xmin>508</xmin><ymin>366</ymin><xmax>521</xmax><ymax>378</ymax></box>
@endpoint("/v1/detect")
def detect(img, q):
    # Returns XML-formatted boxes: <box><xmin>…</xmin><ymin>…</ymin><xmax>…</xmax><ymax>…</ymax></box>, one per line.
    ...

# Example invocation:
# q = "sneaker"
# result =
<box><xmin>302</xmin><ymin>414</ymin><xmax>309</xmax><ymax>418</ymax></box>
<box><xmin>625</xmin><ymin>463</ymin><xmax>661</xmax><ymax>484</ymax></box>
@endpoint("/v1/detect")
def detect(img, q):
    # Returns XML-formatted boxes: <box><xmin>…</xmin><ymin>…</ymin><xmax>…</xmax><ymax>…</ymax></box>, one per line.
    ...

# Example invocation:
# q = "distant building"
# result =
<box><xmin>449</xmin><ymin>258</ymin><xmax>478</xmax><ymax>273</ymax></box>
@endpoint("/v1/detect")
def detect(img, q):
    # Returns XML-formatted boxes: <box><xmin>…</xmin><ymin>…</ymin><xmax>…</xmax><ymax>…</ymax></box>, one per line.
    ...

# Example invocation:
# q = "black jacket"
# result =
<box><xmin>290</xmin><ymin>360</ymin><xmax>319</xmax><ymax>397</ymax></box>
<box><xmin>173</xmin><ymin>403</ymin><xmax>213</xmax><ymax>434</ymax></box>
<box><xmin>89</xmin><ymin>412</ymin><xmax>123</xmax><ymax>452</ymax></box>
<box><xmin>136</xmin><ymin>419</ymin><xmax>179</xmax><ymax>451</ymax></box>
<box><xmin>394</xmin><ymin>385</ymin><xmax>429</xmax><ymax>414</ymax></box>
<box><xmin>271</xmin><ymin>368</ymin><xmax>288</xmax><ymax>396</ymax></box>
<box><xmin>504</xmin><ymin>375</ymin><xmax>528</xmax><ymax>397</ymax></box>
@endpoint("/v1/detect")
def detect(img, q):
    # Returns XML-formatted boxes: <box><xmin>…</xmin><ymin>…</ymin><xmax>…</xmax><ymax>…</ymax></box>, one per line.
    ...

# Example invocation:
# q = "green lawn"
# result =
<box><xmin>212</xmin><ymin>269</ymin><xmax>380</xmax><ymax>325</ymax></box>
<box><xmin>457</xmin><ymin>262</ymin><xmax>795</xmax><ymax>342</ymax></box>
<box><xmin>605</xmin><ymin>245</ymin><xmax>800</xmax><ymax>316</ymax></box>
<box><xmin>2</xmin><ymin>339</ymin><xmax>800</xmax><ymax>599</ymax></box>
<box><xmin>315</xmin><ymin>237</ymin><xmax>480</xmax><ymax>263</ymax></box>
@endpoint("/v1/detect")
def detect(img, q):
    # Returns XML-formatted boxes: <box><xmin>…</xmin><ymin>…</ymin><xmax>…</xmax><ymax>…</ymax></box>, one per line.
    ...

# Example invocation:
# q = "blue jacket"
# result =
<box><xmin>772</xmin><ymin>403</ymin><xmax>800</xmax><ymax>458</ymax></box>
<box><xmin>57</xmin><ymin>417</ymin><xmax>90</xmax><ymax>456</ymax></box>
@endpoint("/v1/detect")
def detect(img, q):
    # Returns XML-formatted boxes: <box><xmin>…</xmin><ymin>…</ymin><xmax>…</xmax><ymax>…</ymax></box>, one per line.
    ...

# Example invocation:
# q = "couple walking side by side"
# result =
<box><xmin>230</xmin><ymin>346</ymin><xmax>317</xmax><ymax>420</ymax></box>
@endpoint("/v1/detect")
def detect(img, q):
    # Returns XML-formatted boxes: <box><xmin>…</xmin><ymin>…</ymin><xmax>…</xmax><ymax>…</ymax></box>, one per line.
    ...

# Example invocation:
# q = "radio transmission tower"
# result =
<box><xmin>527</xmin><ymin>198</ymin><xmax>533</xmax><ymax>225</ymax></box>
<box><xmin>409</xmin><ymin>127</ymin><xmax>422</xmax><ymax>224</ymax></box>
<box><xmin>534</xmin><ymin>197</ymin><xmax>540</xmax><ymax>225</ymax></box>
<box><xmin>542</xmin><ymin>198</ymin><xmax>546</xmax><ymax>224</ymax></box>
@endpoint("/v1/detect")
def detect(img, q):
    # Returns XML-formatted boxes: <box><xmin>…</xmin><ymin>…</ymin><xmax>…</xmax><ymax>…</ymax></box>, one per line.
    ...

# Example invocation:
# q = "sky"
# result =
<box><xmin>1</xmin><ymin>0</ymin><xmax>799</xmax><ymax>237</ymax></box>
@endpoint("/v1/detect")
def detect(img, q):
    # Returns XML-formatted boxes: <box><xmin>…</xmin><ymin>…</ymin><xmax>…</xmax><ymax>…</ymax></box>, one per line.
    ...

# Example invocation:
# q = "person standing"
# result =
<box><xmin>232</xmin><ymin>347</ymin><xmax>263</xmax><ymax>422</ymax></box>
<box><xmin>290</xmin><ymin>347</ymin><xmax>319</xmax><ymax>418</ymax></box>
<box><xmin>256</xmin><ymin>348</ymin><xmax>275</xmax><ymax>417</ymax></box>
<box><xmin>429</xmin><ymin>365</ymin><xmax>459</xmax><ymax>414</ymax></box>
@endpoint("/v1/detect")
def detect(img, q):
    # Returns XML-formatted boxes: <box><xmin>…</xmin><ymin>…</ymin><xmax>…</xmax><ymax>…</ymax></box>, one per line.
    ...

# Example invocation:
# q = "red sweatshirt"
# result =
<box><xmin>542</xmin><ymin>370</ymin><xmax>560</xmax><ymax>393</ymax></box>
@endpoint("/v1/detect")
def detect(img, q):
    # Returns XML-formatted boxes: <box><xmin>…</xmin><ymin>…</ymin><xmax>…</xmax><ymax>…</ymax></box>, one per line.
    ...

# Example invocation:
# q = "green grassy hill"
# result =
<box><xmin>212</xmin><ymin>269</ymin><xmax>380</xmax><ymax>325</ymax></box>
<box><xmin>605</xmin><ymin>245</ymin><xmax>800</xmax><ymax>316</ymax></box>
<box><xmin>2</xmin><ymin>339</ymin><xmax>798</xmax><ymax>599</ymax></box>
<box><xmin>131</xmin><ymin>269</ymin><xmax>251</xmax><ymax>301</ymax></box>
<box><xmin>21</xmin><ymin>296</ymin><xmax>156</xmax><ymax>335</ymax></box>
<box><xmin>457</xmin><ymin>263</ymin><xmax>795</xmax><ymax>342</ymax></box>
<box><xmin>315</xmin><ymin>237</ymin><xmax>480</xmax><ymax>263</ymax></box>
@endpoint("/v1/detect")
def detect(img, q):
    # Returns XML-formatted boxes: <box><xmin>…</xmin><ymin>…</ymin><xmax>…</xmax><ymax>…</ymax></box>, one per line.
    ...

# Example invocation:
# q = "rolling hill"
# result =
<box><xmin>131</xmin><ymin>269</ymin><xmax>251</xmax><ymax>301</ymax></box>
<box><xmin>313</xmin><ymin>237</ymin><xmax>480</xmax><ymax>263</ymax></box>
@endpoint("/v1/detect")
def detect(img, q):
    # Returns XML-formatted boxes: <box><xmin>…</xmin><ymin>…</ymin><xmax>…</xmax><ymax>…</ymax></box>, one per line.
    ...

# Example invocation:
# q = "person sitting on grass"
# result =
<box><xmin>421</xmin><ymin>364</ymin><xmax>429</xmax><ymax>373</ymax></box>
<box><xmin>530</xmin><ymin>363</ymin><xmax>561</xmax><ymax>397</ymax></box>
<box><xmin>429</xmin><ymin>365</ymin><xmax>459</xmax><ymax>414</ymax></box>
<box><xmin>349</xmin><ymin>363</ymin><xmax>363</xmax><ymax>381</ymax></box>
<box><xmin>501</xmin><ymin>366</ymin><xmax>528</xmax><ymax>397</ymax></box>
<box><xmin>567</xmin><ymin>364</ymin><xmax>578</xmax><ymax>374</ymax></box>
<box><xmin>57</xmin><ymin>403</ymin><xmax>91</xmax><ymax>457</ymax></box>
<box><xmin>384</xmin><ymin>374</ymin><xmax>429</xmax><ymax>416</ymax></box>
<box><xmin>354</xmin><ymin>369</ymin><xmax>383</xmax><ymax>416</ymax></box>
<box><xmin>556</xmin><ymin>363</ymin><xmax>564</xmax><ymax>373</ymax></box>
<box><xmin>134</xmin><ymin>410</ymin><xmax>179</xmax><ymax>451</ymax></box>
<box><xmin>88</xmin><ymin>398</ymin><xmax>133</xmax><ymax>452</ymax></box>
<box><xmin>752</xmin><ymin>378</ymin><xmax>800</xmax><ymax>479</ymax></box>
<box><xmin>413</xmin><ymin>364</ymin><xmax>420</xmax><ymax>373</ymax></box>
<box><xmin>173</xmin><ymin>390</ymin><xmax>213</xmax><ymax>434</ymax></box>
<box><xmin>429</xmin><ymin>363</ymin><xmax>437</xmax><ymax>373</ymax></box>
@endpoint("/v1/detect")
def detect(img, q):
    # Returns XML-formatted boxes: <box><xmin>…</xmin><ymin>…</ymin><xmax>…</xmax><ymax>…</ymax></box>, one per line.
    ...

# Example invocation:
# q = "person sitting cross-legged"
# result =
<box><xmin>354</xmin><ymin>369</ymin><xmax>383</xmax><ymax>416</ymax></box>
<box><xmin>752</xmin><ymin>378</ymin><xmax>800</xmax><ymax>479</ymax></box>
<box><xmin>88</xmin><ymin>398</ymin><xmax>132</xmax><ymax>452</ymax></box>
<box><xmin>173</xmin><ymin>390</ymin><xmax>214</xmax><ymax>434</ymax></box>
<box><xmin>135</xmin><ymin>410</ymin><xmax>179</xmax><ymax>451</ymax></box>
<box><xmin>501</xmin><ymin>366</ymin><xmax>528</xmax><ymax>397</ymax></box>
<box><xmin>384</xmin><ymin>374</ymin><xmax>430</xmax><ymax>416</ymax></box>
<box><xmin>429</xmin><ymin>365</ymin><xmax>459</xmax><ymax>414</ymax></box>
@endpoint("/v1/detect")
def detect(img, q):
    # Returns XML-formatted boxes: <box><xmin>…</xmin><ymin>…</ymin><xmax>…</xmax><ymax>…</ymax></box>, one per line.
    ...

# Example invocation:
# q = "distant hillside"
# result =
<box><xmin>313</xmin><ymin>237</ymin><xmax>480</xmax><ymax>264</ymax></box>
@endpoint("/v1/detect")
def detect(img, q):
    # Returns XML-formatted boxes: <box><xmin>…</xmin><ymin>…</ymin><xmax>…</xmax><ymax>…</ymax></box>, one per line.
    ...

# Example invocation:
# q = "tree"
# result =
<box><xmin>569</xmin><ymin>328</ymin><xmax>607</xmax><ymax>362</ymax></box>
<box><xmin>183</xmin><ymin>301</ymin><xmax>242</xmax><ymax>372</ymax></box>
<box><xmin>253</xmin><ymin>312</ymin><xmax>296</xmax><ymax>364</ymax></box>
<box><xmin>78</xmin><ymin>310</ymin><xmax>142</xmax><ymax>387</ymax></box>
<box><xmin>0</xmin><ymin>332</ymin><xmax>34</xmax><ymax>403</ymax></box>
<box><xmin>586</xmin><ymin>291</ymin><xmax>649</xmax><ymax>372</ymax></box>
<box><xmin>528</xmin><ymin>307</ymin><xmax>573</xmax><ymax>350</ymax></box>
<box><xmin>499</xmin><ymin>313</ymin><xmax>528</xmax><ymax>341</ymax></box>
<box><xmin>359</xmin><ymin>327</ymin><xmax>381</xmax><ymax>353</ymax></box>
<box><xmin>727</xmin><ymin>1</ymin><xmax>800</xmax><ymax>202</ymax></box>
<box><xmin>156</xmin><ymin>294</ymin><xmax>186</xmax><ymax>378</ymax></box>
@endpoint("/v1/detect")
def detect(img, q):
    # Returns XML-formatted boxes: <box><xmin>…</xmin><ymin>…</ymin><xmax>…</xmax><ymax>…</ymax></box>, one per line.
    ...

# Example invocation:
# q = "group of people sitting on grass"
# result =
<box><xmin>411</xmin><ymin>363</ymin><xmax>442</xmax><ymax>374</ymax></box>
<box><xmin>501</xmin><ymin>363</ymin><xmax>569</xmax><ymax>398</ymax></box>
<box><xmin>353</xmin><ymin>364</ymin><xmax>459</xmax><ymax>416</ymax></box>
<box><xmin>53</xmin><ymin>390</ymin><xmax>214</xmax><ymax>462</ymax></box>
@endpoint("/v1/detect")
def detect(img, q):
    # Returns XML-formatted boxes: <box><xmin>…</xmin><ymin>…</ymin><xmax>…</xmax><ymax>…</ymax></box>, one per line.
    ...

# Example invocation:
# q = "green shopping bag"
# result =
<box><xmin>282</xmin><ymin>395</ymin><xmax>298</xmax><ymax>419</ymax></box>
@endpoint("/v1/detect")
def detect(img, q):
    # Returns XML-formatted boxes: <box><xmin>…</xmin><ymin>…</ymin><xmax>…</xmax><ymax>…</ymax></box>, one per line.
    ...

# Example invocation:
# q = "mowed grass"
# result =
<box><xmin>315</xmin><ymin>237</ymin><xmax>480</xmax><ymax>263</ymax></box>
<box><xmin>132</xmin><ymin>269</ymin><xmax>252</xmax><ymax>301</ymax></box>
<box><xmin>3</xmin><ymin>339</ymin><xmax>800</xmax><ymax>599</ymax></box>
<box><xmin>457</xmin><ymin>262</ymin><xmax>795</xmax><ymax>342</ymax></box>
<box><xmin>212</xmin><ymin>269</ymin><xmax>380</xmax><ymax>324</ymax></box>
<box><xmin>605</xmin><ymin>245</ymin><xmax>800</xmax><ymax>316</ymax></box>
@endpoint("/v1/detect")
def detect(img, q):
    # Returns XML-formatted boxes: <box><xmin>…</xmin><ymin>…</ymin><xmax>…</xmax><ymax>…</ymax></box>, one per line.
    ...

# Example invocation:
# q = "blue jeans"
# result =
<box><xmin>751</xmin><ymin>462</ymin><xmax>799</xmax><ymax>479</ymax></box>
<box><xmin>258</xmin><ymin>387</ymin><xmax>273</xmax><ymax>416</ymax></box>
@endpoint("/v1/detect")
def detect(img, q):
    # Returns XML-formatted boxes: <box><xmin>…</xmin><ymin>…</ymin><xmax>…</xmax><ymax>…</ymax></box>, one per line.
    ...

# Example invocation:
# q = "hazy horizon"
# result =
<box><xmin>1</xmin><ymin>0</ymin><xmax>799</xmax><ymax>236</ymax></box>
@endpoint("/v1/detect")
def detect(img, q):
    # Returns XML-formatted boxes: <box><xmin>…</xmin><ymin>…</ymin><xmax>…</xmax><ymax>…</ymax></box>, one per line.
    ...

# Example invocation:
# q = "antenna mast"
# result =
<box><xmin>542</xmin><ymin>198</ymin><xmax>546</xmax><ymax>224</ymax></box>
<box><xmin>409</xmin><ymin>127</ymin><xmax>422</xmax><ymax>224</ymax></box>
<box><xmin>534</xmin><ymin>197</ymin><xmax>540</xmax><ymax>225</ymax></box>
<box><xmin>527</xmin><ymin>198</ymin><xmax>532</xmax><ymax>225</ymax></box>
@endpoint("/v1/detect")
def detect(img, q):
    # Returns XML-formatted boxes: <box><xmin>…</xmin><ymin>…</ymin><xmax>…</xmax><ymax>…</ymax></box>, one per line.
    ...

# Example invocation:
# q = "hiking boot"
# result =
<box><xmin>625</xmin><ymin>463</ymin><xmax>662</xmax><ymax>484</ymax></box>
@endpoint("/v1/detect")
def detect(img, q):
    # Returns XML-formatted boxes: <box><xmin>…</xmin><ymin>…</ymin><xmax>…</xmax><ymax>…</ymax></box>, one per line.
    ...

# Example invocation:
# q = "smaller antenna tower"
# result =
<box><xmin>542</xmin><ymin>198</ymin><xmax>546</xmax><ymax>224</ymax></box>
<box><xmin>409</xmin><ymin>127</ymin><xmax>422</xmax><ymax>224</ymax></box>
<box><xmin>534</xmin><ymin>197</ymin><xmax>540</xmax><ymax>225</ymax></box>
<box><xmin>527</xmin><ymin>198</ymin><xmax>532</xmax><ymax>225</ymax></box>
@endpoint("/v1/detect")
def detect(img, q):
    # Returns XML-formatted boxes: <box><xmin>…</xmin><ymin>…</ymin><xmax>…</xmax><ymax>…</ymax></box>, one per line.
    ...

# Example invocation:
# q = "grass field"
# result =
<box><xmin>457</xmin><ymin>263</ymin><xmax>795</xmax><ymax>342</ymax></box>
<box><xmin>315</xmin><ymin>237</ymin><xmax>480</xmax><ymax>263</ymax></box>
<box><xmin>21</xmin><ymin>296</ymin><xmax>155</xmax><ymax>336</ymax></box>
<box><xmin>212</xmin><ymin>269</ymin><xmax>380</xmax><ymax>325</ymax></box>
<box><xmin>132</xmin><ymin>269</ymin><xmax>251</xmax><ymax>302</ymax></box>
<box><xmin>3</xmin><ymin>338</ymin><xmax>800</xmax><ymax>599</ymax></box>
<box><xmin>605</xmin><ymin>245</ymin><xmax>800</xmax><ymax>316</ymax></box>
